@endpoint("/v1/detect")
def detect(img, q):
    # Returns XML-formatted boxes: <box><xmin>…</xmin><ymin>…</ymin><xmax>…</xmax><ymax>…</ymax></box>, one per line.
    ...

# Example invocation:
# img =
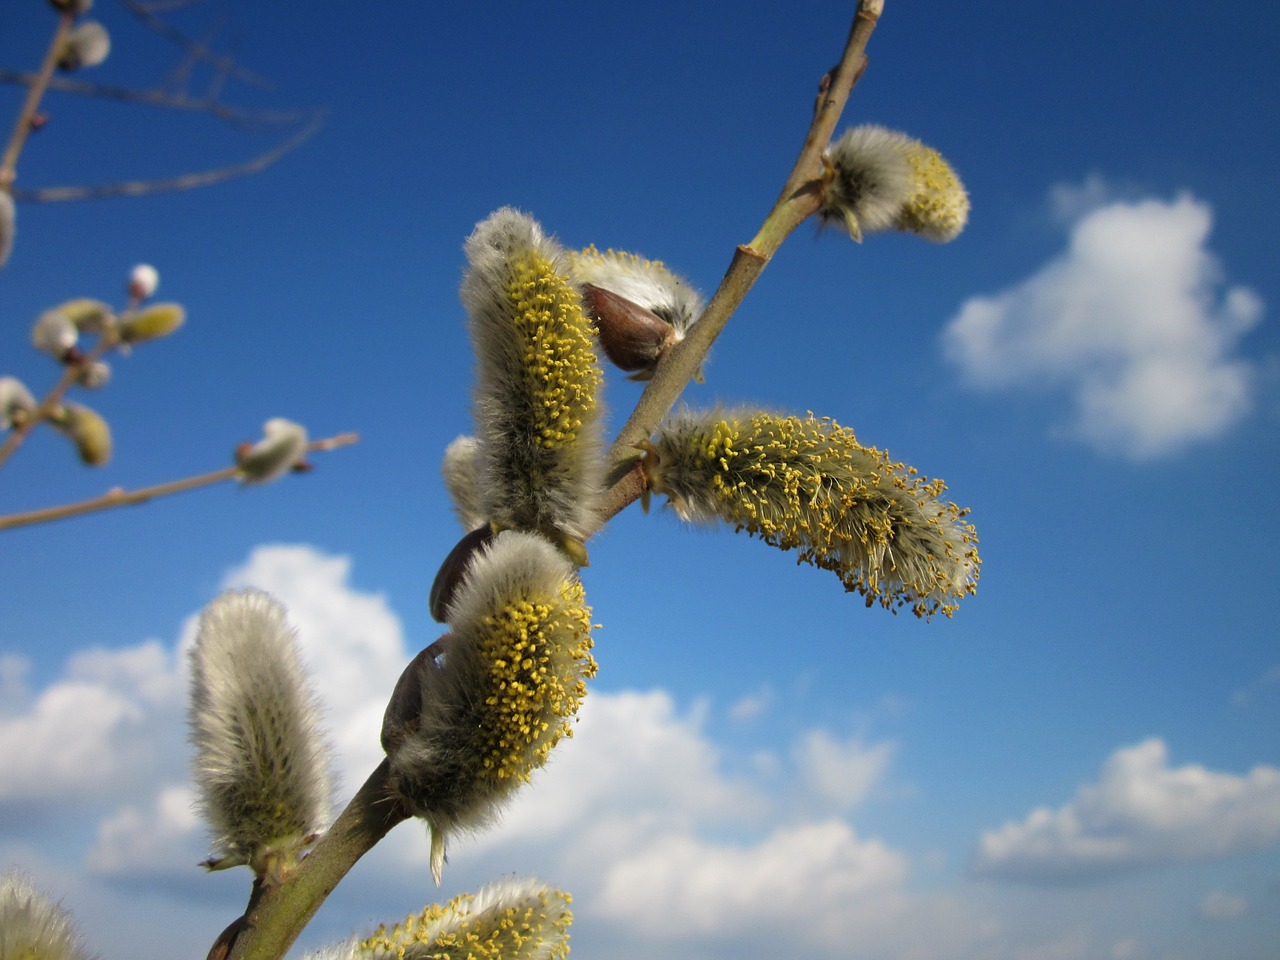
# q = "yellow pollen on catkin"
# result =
<box><xmin>473</xmin><ymin>580</ymin><xmax>596</xmax><ymax>783</ymax></box>
<box><xmin>360</xmin><ymin>889</ymin><xmax>573</xmax><ymax>960</ymax></box>
<box><xmin>505</xmin><ymin>252</ymin><xmax>601</xmax><ymax>452</ymax></box>
<box><xmin>898</xmin><ymin>145</ymin><xmax>969</xmax><ymax>242</ymax></box>
<box><xmin>650</xmin><ymin>411</ymin><xmax>980</xmax><ymax>618</ymax></box>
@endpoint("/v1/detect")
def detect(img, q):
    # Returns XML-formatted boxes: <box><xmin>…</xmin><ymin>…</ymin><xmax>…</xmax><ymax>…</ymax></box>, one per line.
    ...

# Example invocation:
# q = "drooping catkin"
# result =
<box><xmin>821</xmin><ymin>125</ymin><xmax>969</xmax><ymax>243</ymax></box>
<box><xmin>646</xmin><ymin>409</ymin><xmax>980</xmax><ymax>618</ymax></box>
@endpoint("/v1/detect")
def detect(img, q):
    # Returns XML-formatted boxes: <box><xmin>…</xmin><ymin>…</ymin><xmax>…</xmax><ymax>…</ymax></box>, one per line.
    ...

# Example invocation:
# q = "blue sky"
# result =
<box><xmin>2</xmin><ymin>2</ymin><xmax>1279</xmax><ymax>958</ymax></box>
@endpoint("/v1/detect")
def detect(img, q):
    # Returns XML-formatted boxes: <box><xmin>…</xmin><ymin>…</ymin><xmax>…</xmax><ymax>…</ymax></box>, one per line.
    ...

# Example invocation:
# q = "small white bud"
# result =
<box><xmin>57</xmin><ymin>21</ymin><xmax>110</xmax><ymax>71</ymax></box>
<box><xmin>128</xmin><ymin>263</ymin><xmax>159</xmax><ymax>300</ymax></box>
<box><xmin>0</xmin><ymin>376</ymin><xmax>37</xmax><ymax>430</ymax></box>
<box><xmin>0</xmin><ymin>191</ymin><xmax>15</xmax><ymax>268</ymax></box>
<box><xmin>236</xmin><ymin>418</ymin><xmax>309</xmax><ymax>484</ymax></box>
<box><xmin>75</xmin><ymin>360</ymin><xmax>110</xmax><ymax>389</ymax></box>
<box><xmin>31</xmin><ymin>309</ymin><xmax>79</xmax><ymax>360</ymax></box>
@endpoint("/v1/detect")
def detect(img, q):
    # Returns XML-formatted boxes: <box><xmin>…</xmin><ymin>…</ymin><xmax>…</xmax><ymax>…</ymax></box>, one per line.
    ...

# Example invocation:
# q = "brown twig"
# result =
<box><xmin>0</xmin><ymin>71</ymin><xmax>318</xmax><ymax>130</ymax></box>
<box><xmin>10</xmin><ymin>109</ymin><xmax>327</xmax><ymax>202</ymax></box>
<box><xmin>0</xmin><ymin>7</ymin><xmax>74</xmax><ymax>193</ymax></box>
<box><xmin>0</xmin><ymin>433</ymin><xmax>359</xmax><ymax>532</ymax></box>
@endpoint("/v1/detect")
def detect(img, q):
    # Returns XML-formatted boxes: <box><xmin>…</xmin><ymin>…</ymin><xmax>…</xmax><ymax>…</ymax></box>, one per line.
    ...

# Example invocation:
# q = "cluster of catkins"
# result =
<box><xmin>0</xmin><ymin>125</ymin><xmax>978</xmax><ymax>960</ymax></box>
<box><xmin>1</xmin><ymin>265</ymin><xmax>181</xmax><ymax>466</ymax></box>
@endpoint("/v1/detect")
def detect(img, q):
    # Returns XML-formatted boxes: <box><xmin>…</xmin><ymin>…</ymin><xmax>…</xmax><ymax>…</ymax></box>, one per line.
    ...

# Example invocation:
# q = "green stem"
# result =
<box><xmin>227</xmin><ymin>761</ymin><xmax>409</xmax><ymax>960</ymax></box>
<box><xmin>597</xmin><ymin>0</ymin><xmax>882</xmax><ymax>526</ymax></box>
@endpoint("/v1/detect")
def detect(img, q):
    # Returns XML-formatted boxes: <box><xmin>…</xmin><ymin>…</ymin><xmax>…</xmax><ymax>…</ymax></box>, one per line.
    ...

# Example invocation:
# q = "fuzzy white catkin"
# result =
<box><xmin>566</xmin><ymin>245</ymin><xmax>704</xmax><ymax>335</ymax></box>
<box><xmin>0</xmin><ymin>377</ymin><xmax>36</xmax><ymax>429</ymax></box>
<box><xmin>460</xmin><ymin>207</ymin><xmax>604</xmax><ymax>542</ymax></box>
<box><xmin>188</xmin><ymin>589</ymin><xmax>332</xmax><ymax>874</ymax></box>
<box><xmin>0</xmin><ymin>871</ymin><xmax>96</xmax><ymax>960</ymax></box>
<box><xmin>238</xmin><ymin>418</ymin><xmax>308</xmax><ymax>484</ymax></box>
<box><xmin>441</xmin><ymin>435</ymin><xmax>486</xmax><ymax>531</ymax></box>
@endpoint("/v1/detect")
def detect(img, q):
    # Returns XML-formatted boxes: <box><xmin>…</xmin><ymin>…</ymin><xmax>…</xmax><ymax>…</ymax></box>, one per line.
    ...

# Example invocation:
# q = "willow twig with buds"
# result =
<box><xmin>0</xmin><ymin>431</ymin><xmax>359</xmax><ymax>532</ymax></box>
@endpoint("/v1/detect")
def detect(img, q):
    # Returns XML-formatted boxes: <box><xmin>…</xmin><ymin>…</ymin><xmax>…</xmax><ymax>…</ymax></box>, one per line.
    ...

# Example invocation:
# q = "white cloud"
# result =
<box><xmin>596</xmin><ymin>820</ymin><xmax>907</xmax><ymax>944</ymax></box>
<box><xmin>87</xmin><ymin>785</ymin><xmax>201</xmax><ymax>877</ymax></box>
<box><xmin>792</xmin><ymin>730</ymin><xmax>895</xmax><ymax>812</ymax></box>
<box><xmin>1198</xmin><ymin>890</ymin><xmax>1248</xmax><ymax>921</ymax></box>
<box><xmin>0</xmin><ymin>641</ymin><xmax>181</xmax><ymax>806</ymax></box>
<box><xmin>971</xmin><ymin>739</ymin><xmax>1280</xmax><ymax>883</ymax></box>
<box><xmin>943</xmin><ymin>188</ymin><xmax>1264</xmax><ymax>458</ymax></box>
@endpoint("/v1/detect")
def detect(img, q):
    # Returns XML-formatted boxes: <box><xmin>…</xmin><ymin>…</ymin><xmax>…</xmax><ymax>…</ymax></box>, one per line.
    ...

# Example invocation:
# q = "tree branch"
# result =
<box><xmin>595</xmin><ymin>0</ymin><xmax>883</xmax><ymax>529</ymax></box>
<box><xmin>9</xmin><ymin>109</ymin><xmax>327</xmax><ymax>202</ymax></box>
<box><xmin>0</xmin><ymin>7</ymin><xmax>74</xmax><ymax>193</ymax></box>
<box><xmin>226</xmin><ymin>761</ymin><xmax>409</xmax><ymax>960</ymax></box>
<box><xmin>0</xmin><ymin>432</ymin><xmax>359</xmax><ymax>532</ymax></box>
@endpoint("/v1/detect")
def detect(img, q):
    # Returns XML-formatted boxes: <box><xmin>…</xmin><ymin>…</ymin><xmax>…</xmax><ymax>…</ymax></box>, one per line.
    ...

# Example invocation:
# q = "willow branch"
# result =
<box><xmin>10</xmin><ymin>110</ymin><xmax>327</xmax><ymax>202</ymax></box>
<box><xmin>0</xmin><ymin>432</ymin><xmax>358</xmax><ymax>532</ymax></box>
<box><xmin>0</xmin><ymin>338</ymin><xmax>117</xmax><ymax>471</ymax></box>
<box><xmin>119</xmin><ymin>0</ymin><xmax>275</xmax><ymax>91</ymax></box>
<box><xmin>594</xmin><ymin>0</ymin><xmax>884</xmax><ymax>528</ymax></box>
<box><xmin>0</xmin><ymin>71</ymin><xmax>317</xmax><ymax>131</ymax></box>
<box><xmin>225</xmin><ymin>761</ymin><xmax>409</xmax><ymax>960</ymax></box>
<box><xmin>0</xmin><ymin>8</ymin><xmax>74</xmax><ymax>193</ymax></box>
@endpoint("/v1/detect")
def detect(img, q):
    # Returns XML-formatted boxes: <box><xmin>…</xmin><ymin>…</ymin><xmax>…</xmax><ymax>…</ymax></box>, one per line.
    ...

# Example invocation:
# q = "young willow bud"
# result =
<box><xmin>0</xmin><ymin>871</ymin><xmax>96</xmax><ymax>960</ymax></box>
<box><xmin>0</xmin><ymin>191</ymin><xmax>15</xmax><ymax>268</ymax></box>
<box><xmin>566</xmin><ymin>246</ymin><xmax>703</xmax><ymax>379</ymax></box>
<box><xmin>57</xmin><ymin>22</ymin><xmax>110</xmax><ymax>72</ymax></box>
<box><xmin>188</xmin><ymin>589</ymin><xmax>332</xmax><ymax>879</ymax></box>
<box><xmin>428</xmin><ymin>524</ymin><xmax>495</xmax><ymax>623</ymax></box>
<box><xmin>1</xmin><ymin>376</ymin><xmax>37</xmax><ymax>429</ymax></box>
<box><xmin>236</xmin><ymin>418</ymin><xmax>308</xmax><ymax>484</ymax></box>
<box><xmin>821</xmin><ymin>125</ymin><xmax>969</xmax><ymax>243</ymax></box>
<box><xmin>57</xmin><ymin>21</ymin><xmax>110</xmax><ymax>71</ymax></box>
<box><xmin>646</xmin><ymin>409</ymin><xmax>980</xmax><ymax>618</ymax></box>
<box><xmin>382</xmin><ymin>530</ymin><xmax>597</xmax><ymax>883</ymax></box>
<box><xmin>58</xmin><ymin>298</ymin><xmax>115</xmax><ymax>335</ymax></box>
<box><xmin>128</xmin><ymin>263</ymin><xmax>159</xmax><ymax>300</ymax></box>
<box><xmin>461</xmin><ymin>207</ymin><xmax>604</xmax><ymax>544</ymax></box>
<box><xmin>305</xmin><ymin>878</ymin><xmax>572</xmax><ymax>960</ymax></box>
<box><xmin>441</xmin><ymin>435</ymin><xmax>486</xmax><ymax>531</ymax></box>
<box><xmin>50</xmin><ymin>402</ymin><xmax>111</xmax><ymax>465</ymax></box>
<box><xmin>118</xmin><ymin>303</ymin><xmax>184</xmax><ymax>344</ymax></box>
<box><xmin>74</xmin><ymin>360</ymin><xmax>110</xmax><ymax>390</ymax></box>
<box><xmin>31</xmin><ymin>309</ymin><xmax>79</xmax><ymax>361</ymax></box>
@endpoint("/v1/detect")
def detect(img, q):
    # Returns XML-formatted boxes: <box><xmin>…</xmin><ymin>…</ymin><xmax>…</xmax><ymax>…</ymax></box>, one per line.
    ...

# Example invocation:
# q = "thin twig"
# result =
<box><xmin>595</xmin><ymin>0</ymin><xmax>883</xmax><ymax>526</ymax></box>
<box><xmin>0</xmin><ymin>433</ymin><xmax>359</xmax><ymax>532</ymax></box>
<box><xmin>0</xmin><ymin>7</ymin><xmax>74</xmax><ymax>192</ymax></box>
<box><xmin>10</xmin><ymin>109</ymin><xmax>327</xmax><ymax>202</ymax></box>
<box><xmin>118</xmin><ymin>0</ymin><xmax>275</xmax><ymax>91</ymax></box>
<box><xmin>0</xmin><ymin>71</ymin><xmax>317</xmax><ymax>130</ymax></box>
